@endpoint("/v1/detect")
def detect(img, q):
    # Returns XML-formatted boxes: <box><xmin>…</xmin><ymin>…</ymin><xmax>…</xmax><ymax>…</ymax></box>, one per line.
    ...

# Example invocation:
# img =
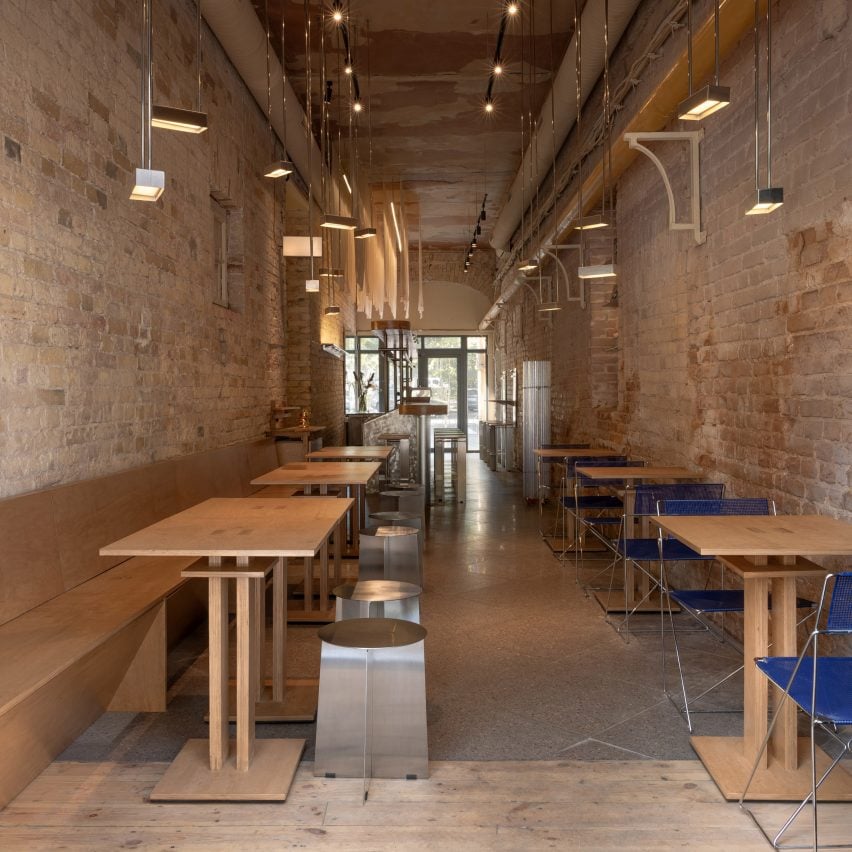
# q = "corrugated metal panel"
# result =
<box><xmin>522</xmin><ymin>361</ymin><xmax>550</xmax><ymax>501</ymax></box>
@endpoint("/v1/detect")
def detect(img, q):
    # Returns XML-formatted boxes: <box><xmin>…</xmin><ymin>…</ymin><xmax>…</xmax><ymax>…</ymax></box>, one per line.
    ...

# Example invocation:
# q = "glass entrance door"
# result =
<box><xmin>421</xmin><ymin>355</ymin><xmax>460</xmax><ymax>432</ymax></box>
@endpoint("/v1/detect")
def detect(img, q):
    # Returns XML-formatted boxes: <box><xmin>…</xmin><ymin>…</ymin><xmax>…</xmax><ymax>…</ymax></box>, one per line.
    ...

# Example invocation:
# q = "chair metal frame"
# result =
<box><xmin>600</xmin><ymin>483</ymin><xmax>726</xmax><ymax>641</ymax></box>
<box><xmin>658</xmin><ymin>498</ymin><xmax>777</xmax><ymax>731</ymax></box>
<box><xmin>739</xmin><ymin>572</ymin><xmax>852</xmax><ymax>852</ymax></box>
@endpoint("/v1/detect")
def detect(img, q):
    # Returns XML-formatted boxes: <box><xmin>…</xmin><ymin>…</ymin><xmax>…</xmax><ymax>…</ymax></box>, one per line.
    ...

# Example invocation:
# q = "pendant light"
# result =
<box><xmin>355</xmin><ymin>19</ymin><xmax>377</xmax><ymax>240</ymax></box>
<box><xmin>678</xmin><ymin>0</ymin><xmax>730</xmax><ymax>121</ymax></box>
<box><xmin>304</xmin><ymin>2</ymin><xmax>319</xmax><ymax>292</ymax></box>
<box><xmin>262</xmin><ymin>0</ymin><xmax>293</xmax><ymax>179</ymax></box>
<box><xmin>578</xmin><ymin>0</ymin><xmax>617</xmax><ymax>279</ymax></box>
<box><xmin>131</xmin><ymin>0</ymin><xmax>164</xmax><ymax>201</ymax></box>
<box><xmin>152</xmin><ymin>0</ymin><xmax>208</xmax><ymax>133</ymax></box>
<box><xmin>516</xmin><ymin>5</ymin><xmax>538</xmax><ymax>274</ymax></box>
<box><xmin>745</xmin><ymin>0</ymin><xmax>783</xmax><ymax>215</ymax></box>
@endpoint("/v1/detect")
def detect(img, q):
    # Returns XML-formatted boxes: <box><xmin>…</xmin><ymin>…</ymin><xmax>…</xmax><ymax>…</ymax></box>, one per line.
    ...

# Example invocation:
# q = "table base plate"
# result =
<box><xmin>149</xmin><ymin>738</ymin><xmax>305</xmax><ymax>802</ymax></box>
<box><xmin>692</xmin><ymin>736</ymin><xmax>852</xmax><ymax>802</ymax></box>
<box><xmin>594</xmin><ymin>590</ymin><xmax>680</xmax><ymax>614</ymax></box>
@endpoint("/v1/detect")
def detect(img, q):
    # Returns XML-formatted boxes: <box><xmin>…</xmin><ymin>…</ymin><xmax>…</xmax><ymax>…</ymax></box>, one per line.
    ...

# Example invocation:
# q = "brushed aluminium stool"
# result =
<box><xmin>359</xmin><ymin>525</ymin><xmax>422</xmax><ymax>586</ymax></box>
<box><xmin>314</xmin><ymin>618</ymin><xmax>428</xmax><ymax>782</ymax></box>
<box><xmin>332</xmin><ymin>579</ymin><xmax>422</xmax><ymax>623</ymax></box>
<box><xmin>368</xmin><ymin>511</ymin><xmax>424</xmax><ymax>562</ymax></box>
<box><xmin>379</xmin><ymin>486</ymin><xmax>425</xmax><ymax>515</ymax></box>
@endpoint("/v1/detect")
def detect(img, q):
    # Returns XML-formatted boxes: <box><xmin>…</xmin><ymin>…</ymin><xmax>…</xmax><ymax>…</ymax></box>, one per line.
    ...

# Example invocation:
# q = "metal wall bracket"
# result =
<box><xmin>544</xmin><ymin>244</ymin><xmax>585</xmax><ymax>309</ymax></box>
<box><xmin>623</xmin><ymin>130</ymin><xmax>706</xmax><ymax>244</ymax></box>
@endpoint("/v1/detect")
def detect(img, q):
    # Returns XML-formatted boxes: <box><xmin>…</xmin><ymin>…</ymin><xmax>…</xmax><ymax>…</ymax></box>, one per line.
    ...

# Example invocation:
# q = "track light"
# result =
<box><xmin>493</xmin><ymin>63</ymin><xmax>503</xmax><ymax>76</ymax></box>
<box><xmin>472</xmin><ymin>236</ymin><xmax>478</xmax><ymax>248</ymax></box>
<box><xmin>353</xmin><ymin>100</ymin><xmax>363</xmax><ymax>113</ymax></box>
<box><xmin>484</xmin><ymin>99</ymin><xmax>494</xmax><ymax>114</ymax></box>
<box><xmin>506</xmin><ymin>3</ymin><xmax>519</xmax><ymax>16</ymax></box>
<box><xmin>344</xmin><ymin>63</ymin><xmax>353</xmax><ymax>75</ymax></box>
<box><xmin>331</xmin><ymin>7</ymin><xmax>343</xmax><ymax>24</ymax></box>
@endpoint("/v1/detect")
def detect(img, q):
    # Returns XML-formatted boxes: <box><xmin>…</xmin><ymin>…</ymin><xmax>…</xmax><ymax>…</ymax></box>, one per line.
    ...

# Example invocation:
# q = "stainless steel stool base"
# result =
<box><xmin>314</xmin><ymin>618</ymin><xmax>428</xmax><ymax>780</ymax></box>
<box><xmin>359</xmin><ymin>525</ymin><xmax>423</xmax><ymax>586</ymax></box>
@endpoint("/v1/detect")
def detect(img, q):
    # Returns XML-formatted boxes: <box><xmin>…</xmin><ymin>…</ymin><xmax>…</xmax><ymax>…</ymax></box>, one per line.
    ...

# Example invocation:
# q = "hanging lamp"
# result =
<box><xmin>304</xmin><ymin>3</ymin><xmax>319</xmax><ymax>291</ymax></box>
<box><xmin>152</xmin><ymin>0</ymin><xmax>208</xmax><ymax>132</ymax></box>
<box><xmin>678</xmin><ymin>0</ymin><xmax>730</xmax><ymax>121</ymax></box>
<box><xmin>262</xmin><ymin>0</ymin><xmax>293</xmax><ymax>179</ymax></box>
<box><xmin>746</xmin><ymin>0</ymin><xmax>783</xmax><ymax>215</ymax></box>
<box><xmin>355</xmin><ymin>18</ymin><xmax>377</xmax><ymax>239</ymax></box>
<box><xmin>131</xmin><ymin>0</ymin><xmax>164</xmax><ymax>201</ymax></box>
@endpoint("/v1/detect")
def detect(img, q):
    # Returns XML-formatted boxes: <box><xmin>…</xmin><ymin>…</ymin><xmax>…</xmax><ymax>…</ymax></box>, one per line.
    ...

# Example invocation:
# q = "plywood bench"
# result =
<box><xmin>0</xmin><ymin>437</ymin><xmax>283</xmax><ymax>808</ymax></box>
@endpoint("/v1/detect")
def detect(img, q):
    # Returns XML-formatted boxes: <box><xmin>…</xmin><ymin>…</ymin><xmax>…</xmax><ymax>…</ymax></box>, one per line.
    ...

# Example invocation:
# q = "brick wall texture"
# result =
<box><xmin>496</xmin><ymin>0</ymin><xmax>851</xmax><ymax>530</ymax></box>
<box><xmin>0</xmin><ymin>0</ymin><xmax>349</xmax><ymax>496</ymax></box>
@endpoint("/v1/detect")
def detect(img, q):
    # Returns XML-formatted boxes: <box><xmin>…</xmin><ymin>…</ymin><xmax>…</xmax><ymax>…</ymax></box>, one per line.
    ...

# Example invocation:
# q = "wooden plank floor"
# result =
<box><xmin>2</xmin><ymin>758</ymin><xmax>849</xmax><ymax>850</ymax></box>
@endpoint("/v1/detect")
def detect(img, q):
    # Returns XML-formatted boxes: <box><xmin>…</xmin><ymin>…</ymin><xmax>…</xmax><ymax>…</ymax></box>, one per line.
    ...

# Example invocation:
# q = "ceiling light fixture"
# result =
<box><xmin>390</xmin><ymin>200</ymin><xmax>403</xmax><ymax>252</ymax></box>
<box><xmin>746</xmin><ymin>0</ymin><xmax>783</xmax><ymax>215</ymax></box>
<box><xmin>493</xmin><ymin>63</ymin><xmax>503</xmax><ymax>76</ymax></box>
<box><xmin>518</xmin><ymin>259</ymin><xmax>539</xmax><ymax>272</ymax></box>
<box><xmin>484</xmin><ymin>99</ymin><xmax>494</xmax><ymax>114</ymax></box>
<box><xmin>304</xmin><ymin>2</ymin><xmax>318</xmax><ymax>291</ymax></box>
<box><xmin>152</xmin><ymin>0</ymin><xmax>208</xmax><ymax>133</ymax></box>
<box><xmin>331</xmin><ymin>6</ymin><xmax>343</xmax><ymax>24</ymax></box>
<box><xmin>306</xmin><ymin>279</ymin><xmax>320</xmax><ymax>293</ymax></box>
<box><xmin>577</xmin><ymin>263</ymin><xmax>618</xmax><ymax>280</ymax></box>
<box><xmin>678</xmin><ymin>0</ymin><xmax>730</xmax><ymax>121</ymax></box>
<box><xmin>506</xmin><ymin>3</ymin><xmax>519</xmax><ymax>16</ymax></box>
<box><xmin>282</xmin><ymin>236</ymin><xmax>323</xmax><ymax>257</ymax></box>
<box><xmin>262</xmin><ymin>0</ymin><xmax>294</xmax><ymax>179</ymax></box>
<box><xmin>321</xmin><ymin>213</ymin><xmax>358</xmax><ymax>230</ymax></box>
<box><xmin>342</xmin><ymin>173</ymin><xmax>352</xmax><ymax>194</ymax></box>
<box><xmin>131</xmin><ymin>0</ymin><xmax>164</xmax><ymax>201</ymax></box>
<box><xmin>324</xmin><ymin>304</ymin><xmax>341</xmax><ymax>315</ymax></box>
<box><xmin>353</xmin><ymin>99</ymin><xmax>363</xmax><ymax>113</ymax></box>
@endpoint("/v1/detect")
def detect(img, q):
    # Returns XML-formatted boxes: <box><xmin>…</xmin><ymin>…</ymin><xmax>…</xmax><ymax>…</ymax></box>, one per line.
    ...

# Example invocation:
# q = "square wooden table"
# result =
<box><xmin>100</xmin><ymin>497</ymin><xmax>350</xmax><ymax>801</ymax></box>
<box><xmin>652</xmin><ymin>513</ymin><xmax>852</xmax><ymax>801</ymax></box>
<box><xmin>575</xmin><ymin>466</ymin><xmax>704</xmax><ymax>613</ymax></box>
<box><xmin>252</xmin><ymin>461</ymin><xmax>381</xmax><ymax>559</ymax></box>
<box><xmin>306</xmin><ymin>445</ymin><xmax>393</xmax><ymax>462</ymax></box>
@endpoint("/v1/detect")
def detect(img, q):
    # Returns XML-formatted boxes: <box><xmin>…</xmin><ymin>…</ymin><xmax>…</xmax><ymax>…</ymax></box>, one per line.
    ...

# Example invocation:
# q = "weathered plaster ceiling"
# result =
<box><xmin>258</xmin><ymin>1</ymin><xmax>575</xmax><ymax>251</ymax></box>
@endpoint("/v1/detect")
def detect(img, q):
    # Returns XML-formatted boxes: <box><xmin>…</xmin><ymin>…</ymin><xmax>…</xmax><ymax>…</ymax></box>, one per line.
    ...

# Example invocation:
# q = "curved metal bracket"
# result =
<box><xmin>623</xmin><ymin>131</ymin><xmax>706</xmax><ymax>244</ymax></box>
<box><xmin>543</xmin><ymin>245</ymin><xmax>585</xmax><ymax>309</ymax></box>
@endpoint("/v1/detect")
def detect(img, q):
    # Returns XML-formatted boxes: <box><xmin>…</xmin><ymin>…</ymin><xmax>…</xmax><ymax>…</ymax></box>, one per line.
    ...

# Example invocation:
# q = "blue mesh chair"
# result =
<box><xmin>552</xmin><ymin>455</ymin><xmax>625</xmax><ymax>564</ymax></box>
<box><xmin>658</xmin><ymin>498</ymin><xmax>776</xmax><ymax>730</ymax></box>
<box><xmin>601</xmin><ymin>483</ymin><xmax>725</xmax><ymax>639</ymax></box>
<box><xmin>538</xmin><ymin>444</ymin><xmax>592</xmax><ymax>542</ymax></box>
<box><xmin>739</xmin><ymin>572</ymin><xmax>852</xmax><ymax>852</ymax></box>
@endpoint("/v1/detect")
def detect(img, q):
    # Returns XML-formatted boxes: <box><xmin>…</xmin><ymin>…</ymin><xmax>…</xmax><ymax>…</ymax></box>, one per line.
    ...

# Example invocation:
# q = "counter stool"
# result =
<box><xmin>379</xmin><ymin>485</ymin><xmax>425</xmax><ymax>515</ymax></box>
<box><xmin>314</xmin><ymin>618</ymin><xmax>428</xmax><ymax>781</ymax></box>
<box><xmin>377</xmin><ymin>432</ymin><xmax>412</xmax><ymax>484</ymax></box>
<box><xmin>359</xmin><ymin>525</ymin><xmax>422</xmax><ymax>585</ymax></box>
<box><xmin>368</xmin><ymin>510</ymin><xmax>423</xmax><ymax>531</ymax></box>
<box><xmin>332</xmin><ymin>579</ymin><xmax>422</xmax><ymax>623</ymax></box>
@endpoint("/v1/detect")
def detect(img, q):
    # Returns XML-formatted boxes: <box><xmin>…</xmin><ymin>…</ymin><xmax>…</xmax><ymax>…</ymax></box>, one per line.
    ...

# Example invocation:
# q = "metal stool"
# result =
<box><xmin>377</xmin><ymin>432</ymin><xmax>412</xmax><ymax>484</ymax></box>
<box><xmin>314</xmin><ymin>618</ymin><xmax>428</xmax><ymax>781</ymax></box>
<box><xmin>359</xmin><ymin>525</ymin><xmax>422</xmax><ymax>585</ymax></box>
<box><xmin>333</xmin><ymin>579</ymin><xmax>422</xmax><ymax>623</ymax></box>
<box><xmin>368</xmin><ymin>510</ymin><xmax>423</xmax><ymax>531</ymax></box>
<box><xmin>379</xmin><ymin>486</ymin><xmax>425</xmax><ymax>515</ymax></box>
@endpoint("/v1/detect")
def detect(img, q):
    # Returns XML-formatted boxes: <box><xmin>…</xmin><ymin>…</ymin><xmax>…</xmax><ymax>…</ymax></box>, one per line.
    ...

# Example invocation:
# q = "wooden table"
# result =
<box><xmin>100</xmin><ymin>497</ymin><xmax>350</xmax><ymax>801</ymax></box>
<box><xmin>576</xmin><ymin>466</ymin><xmax>703</xmax><ymax>613</ymax></box>
<box><xmin>306</xmin><ymin>445</ymin><xmax>393</xmax><ymax>462</ymax></box>
<box><xmin>652</xmin><ymin>513</ymin><xmax>852</xmax><ymax>801</ymax></box>
<box><xmin>251</xmin><ymin>461</ymin><xmax>381</xmax><ymax>559</ymax></box>
<box><xmin>399</xmin><ymin>403</ymin><xmax>449</xmax><ymax>508</ymax></box>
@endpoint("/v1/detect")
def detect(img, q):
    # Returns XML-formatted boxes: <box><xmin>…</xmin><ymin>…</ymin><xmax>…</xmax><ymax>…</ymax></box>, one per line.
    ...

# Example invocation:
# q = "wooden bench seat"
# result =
<box><xmin>0</xmin><ymin>437</ymin><xmax>284</xmax><ymax>808</ymax></box>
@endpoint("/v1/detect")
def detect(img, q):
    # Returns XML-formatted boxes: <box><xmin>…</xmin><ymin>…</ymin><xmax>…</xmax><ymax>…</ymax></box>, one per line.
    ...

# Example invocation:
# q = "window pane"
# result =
<box><xmin>345</xmin><ymin>336</ymin><xmax>357</xmax><ymax>352</ymax></box>
<box><xmin>466</xmin><ymin>335</ymin><xmax>487</xmax><ymax>350</ymax></box>
<box><xmin>345</xmin><ymin>353</ymin><xmax>358</xmax><ymax>412</ymax></box>
<box><xmin>358</xmin><ymin>353</ymin><xmax>381</xmax><ymax>412</ymax></box>
<box><xmin>359</xmin><ymin>337</ymin><xmax>379</xmax><ymax>350</ymax></box>
<box><xmin>424</xmin><ymin>336</ymin><xmax>461</xmax><ymax>349</ymax></box>
<box><xmin>467</xmin><ymin>352</ymin><xmax>486</xmax><ymax>450</ymax></box>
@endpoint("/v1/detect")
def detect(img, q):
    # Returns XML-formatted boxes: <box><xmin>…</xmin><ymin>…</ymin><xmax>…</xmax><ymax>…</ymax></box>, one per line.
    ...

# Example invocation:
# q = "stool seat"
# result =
<box><xmin>369</xmin><ymin>511</ymin><xmax>422</xmax><ymax>525</ymax></box>
<box><xmin>334</xmin><ymin>580</ymin><xmax>421</xmax><ymax>602</ymax></box>
<box><xmin>318</xmin><ymin>617</ymin><xmax>427</xmax><ymax>649</ymax></box>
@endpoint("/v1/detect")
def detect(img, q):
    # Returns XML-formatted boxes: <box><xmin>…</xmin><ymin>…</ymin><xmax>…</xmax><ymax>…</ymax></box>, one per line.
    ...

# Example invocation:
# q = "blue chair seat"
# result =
<box><xmin>615</xmin><ymin>538</ymin><xmax>705</xmax><ymax>562</ymax></box>
<box><xmin>671</xmin><ymin>590</ymin><xmax>815</xmax><ymax>614</ymax></box>
<box><xmin>561</xmin><ymin>495</ymin><xmax>623</xmax><ymax>510</ymax></box>
<box><xmin>756</xmin><ymin>657</ymin><xmax>852</xmax><ymax>725</ymax></box>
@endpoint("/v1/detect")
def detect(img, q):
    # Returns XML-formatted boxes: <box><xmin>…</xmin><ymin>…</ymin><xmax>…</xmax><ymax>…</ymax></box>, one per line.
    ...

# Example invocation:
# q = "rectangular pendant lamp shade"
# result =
<box><xmin>577</xmin><ymin>264</ymin><xmax>618</xmax><ymax>280</ymax></box>
<box><xmin>324</xmin><ymin>305</ymin><xmax>341</xmax><ymax>315</ymax></box>
<box><xmin>355</xmin><ymin>227</ymin><xmax>377</xmax><ymax>239</ymax></box>
<box><xmin>320</xmin><ymin>214</ymin><xmax>358</xmax><ymax>231</ymax></box>
<box><xmin>518</xmin><ymin>259</ymin><xmax>538</xmax><ymax>272</ymax></box>
<box><xmin>305</xmin><ymin>279</ymin><xmax>320</xmax><ymax>293</ymax></box>
<box><xmin>677</xmin><ymin>84</ymin><xmax>731</xmax><ymax>121</ymax></box>
<box><xmin>282</xmin><ymin>236</ymin><xmax>322</xmax><ymax>257</ymax></box>
<box><xmin>745</xmin><ymin>186</ymin><xmax>784</xmax><ymax>215</ymax></box>
<box><xmin>576</xmin><ymin>213</ymin><xmax>610</xmax><ymax>230</ymax></box>
<box><xmin>264</xmin><ymin>159</ymin><xmax>295</xmax><ymax>178</ymax></box>
<box><xmin>151</xmin><ymin>104</ymin><xmax>208</xmax><ymax>133</ymax></box>
<box><xmin>319</xmin><ymin>268</ymin><xmax>344</xmax><ymax>278</ymax></box>
<box><xmin>130</xmin><ymin>168</ymin><xmax>165</xmax><ymax>202</ymax></box>
<box><xmin>538</xmin><ymin>302</ymin><xmax>562</xmax><ymax>312</ymax></box>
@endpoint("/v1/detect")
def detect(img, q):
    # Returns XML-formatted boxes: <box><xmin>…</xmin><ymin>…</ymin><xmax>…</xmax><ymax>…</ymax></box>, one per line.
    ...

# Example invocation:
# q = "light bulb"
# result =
<box><xmin>493</xmin><ymin>64</ymin><xmax>503</xmax><ymax>76</ymax></box>
<box><xmin>485</xmin><ymin>100</ymin><xmax>494</xmax><ymax>113</ymax></box>
<box><xmin>506</xmin><ymin>3</ymin><xmax>519</xmax><ymax>16</ymax></box>
<box><xmin>344</xmin><ymin>64</ymin><xmax>353</xmax><ymax>75</ymax></box>
<box><xmin>332</xmin><ymin>9</ymin><xmax>343</xmax><ymax>23</ymax></box>
<box><xmin>353</xmin><ymin>100</ymin><xmax>363</xmax><ymax>113</ymax></box>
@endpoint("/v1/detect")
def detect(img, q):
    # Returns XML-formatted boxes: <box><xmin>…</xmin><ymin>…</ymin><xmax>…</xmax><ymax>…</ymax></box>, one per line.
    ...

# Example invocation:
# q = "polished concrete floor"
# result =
<box><xmin>60</xmin><ymin>457</ymin><xmax>746</xmax><ymax>765</ymax></box>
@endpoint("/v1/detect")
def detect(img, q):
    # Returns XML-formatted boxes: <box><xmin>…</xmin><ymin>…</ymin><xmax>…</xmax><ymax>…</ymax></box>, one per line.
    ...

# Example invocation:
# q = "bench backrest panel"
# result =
<box><xmin>0</xmin><ymin>438</ymin><xmax>277</xmax><ymax>626</ymax></box>
<box><xmin>0</xmin><ymin>492</ymin><xmax>65</xmax><ymax>625</ymax></box>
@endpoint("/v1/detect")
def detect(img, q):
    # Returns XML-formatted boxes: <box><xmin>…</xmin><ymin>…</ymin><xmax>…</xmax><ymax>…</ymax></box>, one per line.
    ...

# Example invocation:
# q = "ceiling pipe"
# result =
<box><xmin>489</xmin><ymin>0</ymin><xmax>641</xmax><ymax>253</ymax></box>
<box><xmin>201</xmin><ymin>0</ymin><xmax>367</xmax><ymax>221</ymax></box>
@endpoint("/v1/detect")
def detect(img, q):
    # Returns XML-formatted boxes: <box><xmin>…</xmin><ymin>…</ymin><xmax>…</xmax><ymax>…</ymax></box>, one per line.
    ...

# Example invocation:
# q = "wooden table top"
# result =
<box><xmin>398</xmin><ymin>403</ymin><xmax>448</xmax><ymax>416</ymax></box>
<box><xmin>251</xmin><ymin>461</ymin><xmax>381</xmax><ymax>487</ymax></box>
<box><xmin>576</xmin><ymin>466</ymin><xmax>700</xmax><ymax>480</ymax></box>
<box><xmin>533</xmin><ymin>448</ymin><xmax>622</xmax><ymax>459</ymax></box>
<box><xmin>100</xmin><ymin>497</ymin><xmax>350</xmax><ymax>558</ymax></box>
<box><xmin>652</xmin><ymin>514</ymin><xmax>852</xmax><ymax>557</ymax></box>
<box><xmin>306</xmin><ymin>446</ymin><xmax>393</xmax><ymax>461</ymax></box>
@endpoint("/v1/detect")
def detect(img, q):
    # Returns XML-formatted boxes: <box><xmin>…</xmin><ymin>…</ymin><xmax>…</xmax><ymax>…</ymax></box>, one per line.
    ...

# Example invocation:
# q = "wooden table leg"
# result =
<box><xmin>743</xmin><ymin>576</ymin><xmax>770</xmax><ymax>768</ymax></box>
<box><xmin>253</xmin><ymin>569</ymin><xmax>265</xmax><ymax>701</ymax></box>
<box><xmin>353</xmin><ymin>485</ymin><xmax>363</xmax><ymax>547</ymax></box>
<box><xmin>208</xmin><ymin>565</ymin><xmax>229</xmax><ymax>772</ymax></box>
<box><xmin>235</xmin><ymin>574</ymin><xmax>256</xmax><ymax>772</ymax></box>
<box><xmin>319</xmin><ymin>540</ymin><xmax>329</xmax><ymax>610</ymax></box>
<box><xmin>770</xmin><ymin>575</ymin><xmax>799</xmax><ymax>770</ymax></box>
<box><xmin>333</xmin><ymin>520</ymin><xmax>343</xmax><ymax>587</ymax></box>
<box><xmin>272</xmin><ymin>558</ymin><xmax>286</xmax><ymax>703</ymax></box>
<box><xmin>303</xmin><ymin>557</ymin><xmax>313</xmax><ymax>613</ymax></box>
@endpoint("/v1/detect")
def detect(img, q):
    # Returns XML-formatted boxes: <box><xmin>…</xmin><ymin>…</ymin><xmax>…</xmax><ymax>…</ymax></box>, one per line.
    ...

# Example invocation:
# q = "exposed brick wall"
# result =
<box><xmin>492</xmin><ymin>0</ymin><xmax>851</xmax><ymax>536</ymax></box>
<box><xmin>0</xmin><ymin>0</ymin><xmax>351</xmax><ymax>496</ymax></box>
